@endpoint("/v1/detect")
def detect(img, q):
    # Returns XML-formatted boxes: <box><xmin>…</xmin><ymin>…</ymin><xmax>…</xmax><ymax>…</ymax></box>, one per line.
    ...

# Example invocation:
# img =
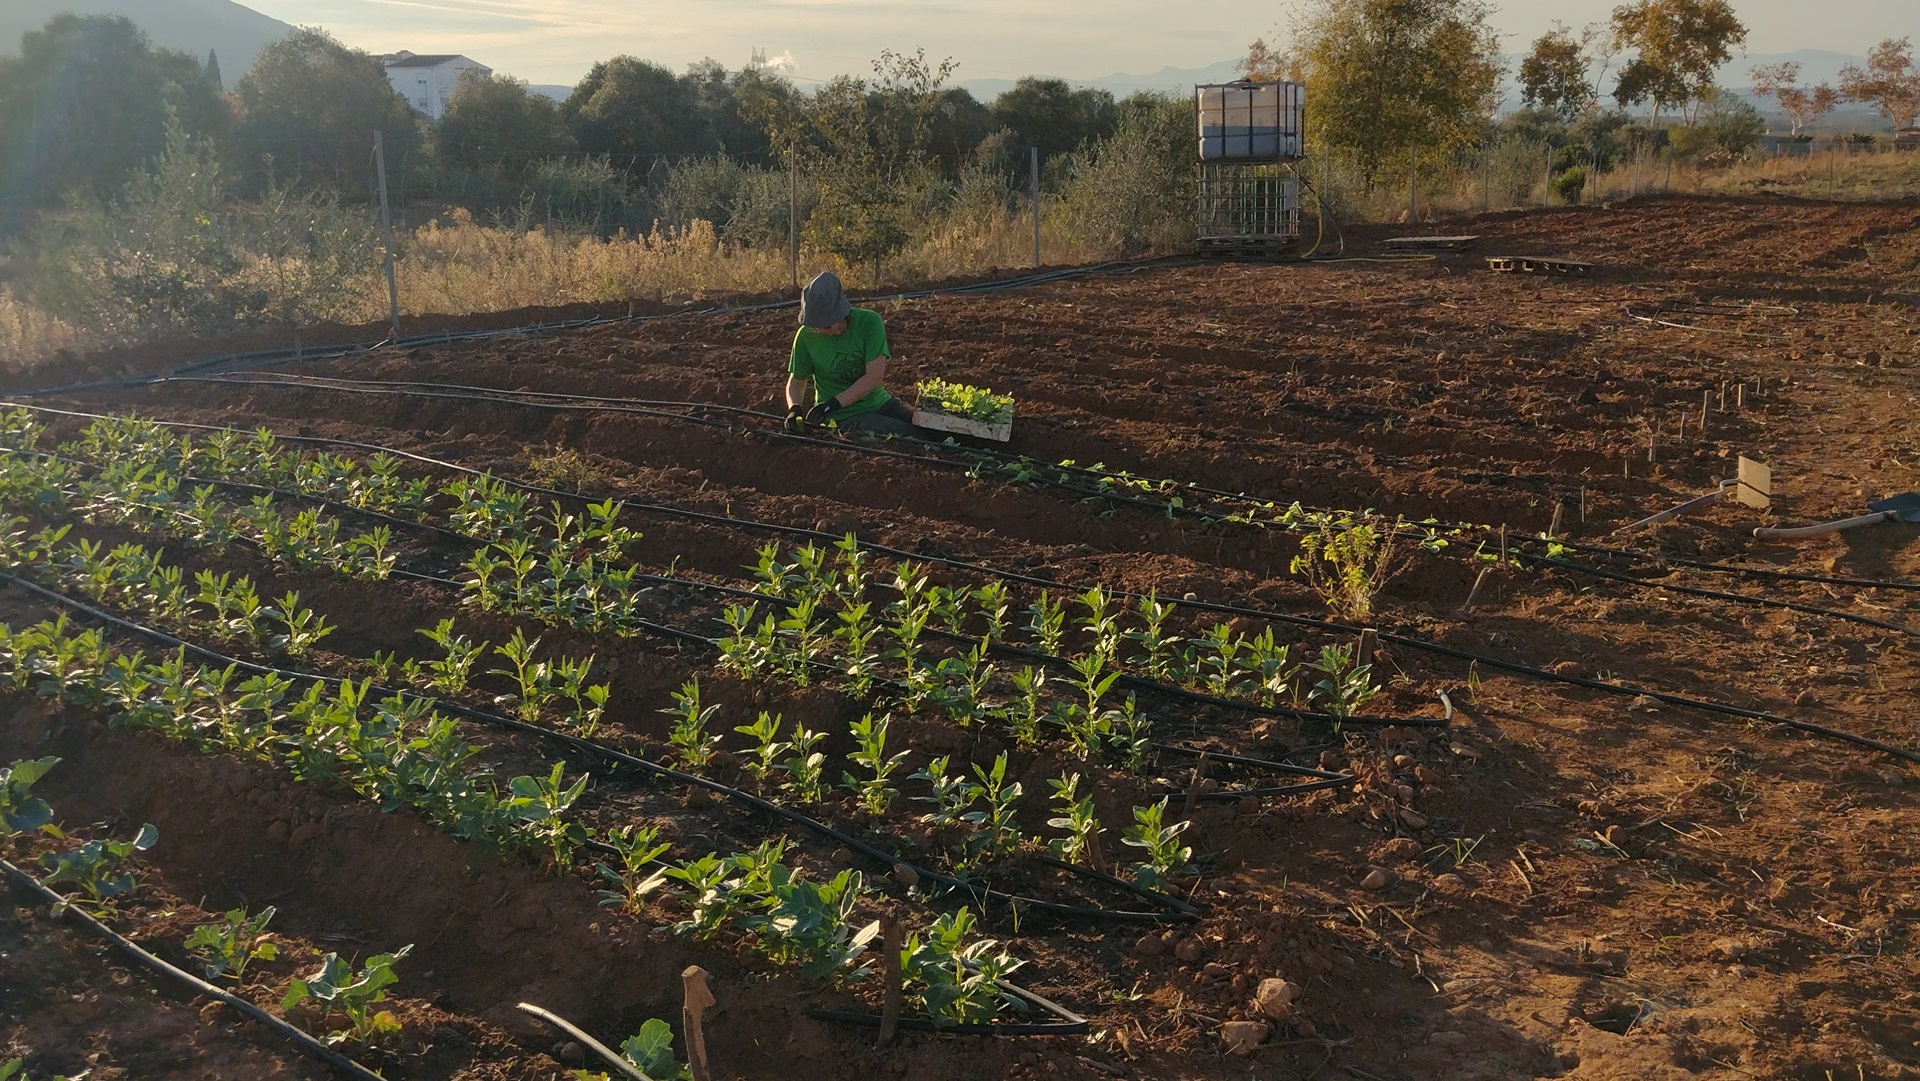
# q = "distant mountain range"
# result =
<box><xmin>0</xmin><ymin>0</ymin><xmax>294</xmax><ymax>81</ymax></box>
<box><xmin>1</xmin><ymin>0</ymin><xmax>1883</xmax><ymax>120</ymax></box>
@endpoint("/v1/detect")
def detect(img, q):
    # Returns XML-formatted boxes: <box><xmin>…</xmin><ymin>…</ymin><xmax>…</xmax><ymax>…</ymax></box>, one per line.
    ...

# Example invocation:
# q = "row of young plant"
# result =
<box><xmin>10</xmin><ymin>411</ymin><xmax>1374</xmax><ymax>779</ymax></box>
<box><xmin>22</xmin><ymin>411</ymin><xmax>1387</xmax><ymax>727</ymax></box>
<box><xmin>3</xmin><ymin>496</ymin><xmax>1198</xmax><ymax>893</ymax></box>
<box><xmin>0</xmin><ymin>604</ymin><xmax>1037</xmax><ymax>1027</ymax></box>
<box><xmin>4</xmin><ymin>413</ymin><xmax>1352</xmax><ymax>888</ymax></box>
<box><xmin>3</xmin><ymin>755</ymin><xmax>697</xmax><ymax>1073</ymax></box>
<box><xmin>0</xmin><ymin>755</ymin><xmax>417</xmax><ymax>1050</ymax></box>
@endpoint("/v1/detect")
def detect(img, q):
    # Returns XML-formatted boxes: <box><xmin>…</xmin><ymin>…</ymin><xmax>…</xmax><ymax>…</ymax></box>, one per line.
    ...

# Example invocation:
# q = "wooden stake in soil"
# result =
<box><xmin>1357</xmin><ymin>627</ymin><xmax>1378</xmax><ymax>664</ymax></box>
<box><xmin>682</xmin><ymin>966</ymin><xmax>715</xmax><ymax>1081</ymax></box>
<box><xmin>1648</xmin><ymin>422</ymin><xmax>1657</xmax><ymax>463</ymax></box>
<box><xmin>1182</xmin><ymin>753</ymin><xmax>1211</xmax><ymax>819</ymax></box>
<box><xmin>1701</xmin><ymin>390</ymin><xmax>1711</xmax><ymax>435</ymax></box>
<box><xmin>877</xmin><ymin>914</ymin><xmax>905</xmax><ymax>1050</ymax></box>
<box><xmin>1549</xmin><ymin>503</ymin><xmax>1564</xmax><ymax>538</ymax></box>
<box><xmin>1461</xmin><ymin>567</ymin><xmax>1492</xmax><ymax>613</ymax></box>
<box><xmin>1580</xmin><ymin>486</ymin><xmax>1588</xmax><ymax>522</ymax></box>
<box><xmin>1498</xmin><ymin>525</ymin><xmax>1509</xmax><ymax>564</ymax></box>
<box><xmin>1738</xmin><ymin>383</ymin><xmax>1746</xmax><ymax>410</ymax></box>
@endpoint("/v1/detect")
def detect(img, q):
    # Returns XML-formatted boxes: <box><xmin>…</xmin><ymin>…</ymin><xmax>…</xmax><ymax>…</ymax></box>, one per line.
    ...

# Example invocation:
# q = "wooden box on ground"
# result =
<box><xmin>911</xmin><ymin>406</ymin><xmax>1012</xmax><ymax>442</ymax></box>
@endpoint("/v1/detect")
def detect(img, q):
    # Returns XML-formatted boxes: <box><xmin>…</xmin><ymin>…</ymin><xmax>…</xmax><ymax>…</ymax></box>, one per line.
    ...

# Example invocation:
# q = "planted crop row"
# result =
<box><xmin>1</xmin><ymin>504</ymin><xmax>1202</xmax><ymax>898</ymax></box>
<box><xmin>0</xmin><ymin>603</ymin><xmax>1051</xmax><ymax>1026</ymax></box>
<box><xmin>19</xmin><ymin>411</ymin><xmax>1393</xmax><ymax>737</ymax></box>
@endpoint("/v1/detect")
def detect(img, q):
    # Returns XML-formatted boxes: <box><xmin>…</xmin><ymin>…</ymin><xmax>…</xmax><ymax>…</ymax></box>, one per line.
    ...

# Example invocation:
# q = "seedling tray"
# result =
<box><xmin>911</xmin><ymin>404</ymin><xmax>1012</xmax><ymax>442</ymax></box>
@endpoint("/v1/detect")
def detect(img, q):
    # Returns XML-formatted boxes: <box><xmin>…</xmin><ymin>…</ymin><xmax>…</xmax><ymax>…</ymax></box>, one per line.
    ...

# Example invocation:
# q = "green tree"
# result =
<box><xmin>1520</xmin><ymin>23</ymin><xmax>1600</xmax><ymax>122</ymax></box>
<box><xmin>1608</xmin><ymin>0</ymin><xmax>1748</xmax><ymax>122</ymax></box>
<box><xmin>0</xmin><ymin>15</ymin><xmax>231</xmax><ymax>211</ymax></box>
<box><xmin>1289</xmin><ymin>0</ymin><xmax>1505</xmax><ymax>186</ymax></box>
<box><xmin>436</xmin><ymin>71</ymin><xmax>573</xmax><ymax>176</ymax></box>
<box><xmin>561</xmin><ymin>57</ymin><xmax>706</xmax><ymax>164</ymax></box>
<box><xmin>1060</xmin><ymin>93</ymin><xmax>1195</xmax><ymax>254</ymax></box>
<box><xmin>987</xmin><ymin>78</ymin><xmax>1118</xmax><ymax>163</ymax></box>
<box><xmin>1838</xmin><ymin>38</ymin><xmax>1920</xmax><ymax>133</ymax></box>
<box><xmin>236</xmin><ymin>27</ymin><xmax>421</xmax><ymax>192</ymax></box>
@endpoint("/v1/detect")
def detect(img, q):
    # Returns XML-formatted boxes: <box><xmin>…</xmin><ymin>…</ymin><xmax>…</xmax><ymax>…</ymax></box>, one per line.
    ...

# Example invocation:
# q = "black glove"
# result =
<box><xmin>805</xmin><ymin>397</ymin><xmax>841</xmax><ymax>426</ymax></box>
<box><xmin>784</xmin><ymin>405</ymin><xmax>807</xmax><ymax>433</ymax></box>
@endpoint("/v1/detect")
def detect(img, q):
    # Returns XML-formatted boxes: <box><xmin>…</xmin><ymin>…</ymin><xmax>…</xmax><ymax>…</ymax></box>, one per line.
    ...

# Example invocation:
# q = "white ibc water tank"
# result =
<box><xmin>1197</xmin><ymin>82</ymin><xmax>1305</xmax><ymax>162</ymax></box>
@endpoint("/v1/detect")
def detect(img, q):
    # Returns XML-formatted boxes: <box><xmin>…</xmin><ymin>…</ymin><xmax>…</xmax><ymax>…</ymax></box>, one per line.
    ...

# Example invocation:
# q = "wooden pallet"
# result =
<box><xmin>1486</xmin><ymin>255</ymin><xmax>1594</xmax><ymax>276</ymax></box>
<box><xmin>911</xmin><ymin>407</ymin><xmax>1012</xmax><ymax>442</ymax></box>
<box><xmin>1196</xmin><ymin>235</ymin><xmax>1300</xmax><ymax>259</ymax></box>
<box><xmin>1382</xmin><ymin>235</ymin><xmax>1480</xmax><ymax>251</ymax></box>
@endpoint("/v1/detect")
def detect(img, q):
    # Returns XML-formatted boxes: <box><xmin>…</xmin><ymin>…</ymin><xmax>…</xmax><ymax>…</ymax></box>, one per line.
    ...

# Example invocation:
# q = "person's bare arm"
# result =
<box><xmin>829</xmin><ymin>357</ymin><xmax>889</xmax><ymax>407</ymax></box>
<box><xmin>785</xmin><ymin>375</ymin><xmax>811</xmax><ymax>410</ymax></box>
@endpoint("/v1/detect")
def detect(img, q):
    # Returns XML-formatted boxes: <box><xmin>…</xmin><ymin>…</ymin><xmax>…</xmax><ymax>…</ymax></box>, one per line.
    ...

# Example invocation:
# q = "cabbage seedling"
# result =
<box><xmin>0</xmin><ymin>756</ymin><xmax>60</xmax><ymax>840</ymax></box>
<box><xmin>40</xmin><ymin>823</ymin><xmax>158</xmax><ymax>910</ymax></box>
<box><xmin>184</xmin><ymin>906</ymin><xmax>280</xmax><ymax>982</ymax></box>
<box><xmin>281</xmin><ymin>945</ymin><xmax>412</xmax><ymax>1045</ymax></box>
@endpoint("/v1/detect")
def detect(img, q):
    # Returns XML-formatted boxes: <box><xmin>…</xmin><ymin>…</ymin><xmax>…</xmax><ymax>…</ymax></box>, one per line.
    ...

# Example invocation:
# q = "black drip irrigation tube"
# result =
<box><xmin>141</xmin><ymin>373</ymin><xmax>1920</xmax><ymax>612</ymax></box>
<box><xmin>0</xmin><ymin>856</ymin><xmax>388</xmax><ymax>1081</ymax></box>
<box><xmin>0</xmin><ymin>572</ymin><xmax>1201</xmax><ymax>924</ymax></box>
<box><xmin>8</xmin><ymin>404</ymin><xmax>1917</xmax><ymax>768</ymax></box>
<box><xmin>807</xmin><ymin>977</ymin><xmax>1090</xmax><ymax>1036</ymax></box>
<box><xmin>3</xmin><ymin>258</ymin><xmax>1197</xmax><ymax>401</ymax></box>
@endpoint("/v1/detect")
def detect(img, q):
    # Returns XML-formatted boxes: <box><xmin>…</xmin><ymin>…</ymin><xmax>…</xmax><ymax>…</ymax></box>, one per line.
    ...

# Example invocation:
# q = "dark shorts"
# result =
<box><xmin>837</xmin><ymin>397</ymin><xmax>918</xmax><ymax>437</ymax></box>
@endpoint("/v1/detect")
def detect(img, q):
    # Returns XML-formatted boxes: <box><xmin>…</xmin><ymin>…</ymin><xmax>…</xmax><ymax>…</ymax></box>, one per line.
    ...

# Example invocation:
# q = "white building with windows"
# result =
<box><xmin>382</xmin><ymin>52</ymin><xmax>491</xmax><ymax>120</ymax></box>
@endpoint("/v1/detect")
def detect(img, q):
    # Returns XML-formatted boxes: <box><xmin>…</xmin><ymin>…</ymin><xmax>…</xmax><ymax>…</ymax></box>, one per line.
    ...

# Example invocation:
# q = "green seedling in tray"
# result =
<box><xmin>916</xmin><ymin>378</ymin><xmax>1015</xmax><ymax>425</ymax></box>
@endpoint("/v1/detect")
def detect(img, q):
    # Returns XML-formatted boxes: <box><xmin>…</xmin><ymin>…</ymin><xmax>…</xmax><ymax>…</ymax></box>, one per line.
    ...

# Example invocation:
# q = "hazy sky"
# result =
<box><xmin>238</xmin><ymin>0</ymin><xmax>1911</xmax><ymax>86</ymax></box>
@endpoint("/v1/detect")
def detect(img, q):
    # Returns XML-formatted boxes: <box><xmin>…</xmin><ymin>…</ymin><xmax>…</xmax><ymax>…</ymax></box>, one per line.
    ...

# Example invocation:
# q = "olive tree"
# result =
<box><xmin>1286</xmin><ymin>0</ymin><xmax>1505</xmax><ymax>187</ymax></box>
<box><xmin>1608</xmin><ymin>0</ymin><xmax>1748</xmax><ymax>123</ymax></box>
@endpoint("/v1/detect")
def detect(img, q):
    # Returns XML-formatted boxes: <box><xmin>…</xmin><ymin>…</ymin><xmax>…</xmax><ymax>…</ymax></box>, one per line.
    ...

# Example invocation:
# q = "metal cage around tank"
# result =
<box><xmin>1194</xmin><ymin>80</ymin><xmax>1306</xmax><ymax>257</ymax></box>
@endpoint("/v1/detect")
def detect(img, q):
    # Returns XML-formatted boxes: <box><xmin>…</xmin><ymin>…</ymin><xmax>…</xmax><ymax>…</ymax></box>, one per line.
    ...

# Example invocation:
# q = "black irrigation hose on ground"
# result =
<box><xmin>0</xmin><ymin>856</ymin><xmax>389</xmax><ymax>1081</ymax></box>
<box><xmin>0</xmin><ymin>573</ymin><xmax>1200</xmax><ymax>924</ymax></box>
<box><xmin>149</xmin><ymin>373</ymin><xmax>1920</xmax><ymax>612</ymax></box>
<box><xmin>9</xmin><ymin>404</ymin><xmax>1916</xmax><ymax>768</ymax></box>
<box><xmin>807</xmin><ymin>975</ymin><xmax>1091</xmax><ymax>1036</ymax></box>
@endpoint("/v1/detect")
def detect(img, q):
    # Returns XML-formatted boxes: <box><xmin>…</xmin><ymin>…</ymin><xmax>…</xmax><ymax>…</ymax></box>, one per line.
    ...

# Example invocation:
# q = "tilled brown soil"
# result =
<box><xmin>4</xmin><ymin>193</ymin><xmax>1920</xmax><ymax>1081</ymax></box>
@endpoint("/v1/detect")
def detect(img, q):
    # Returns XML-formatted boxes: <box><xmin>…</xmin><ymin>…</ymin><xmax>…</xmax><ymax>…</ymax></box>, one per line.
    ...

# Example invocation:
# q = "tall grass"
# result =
<box><xmin>0</xmin><ymin>286</ymin><xmax>89</xmax><ymax>371</ymax></box>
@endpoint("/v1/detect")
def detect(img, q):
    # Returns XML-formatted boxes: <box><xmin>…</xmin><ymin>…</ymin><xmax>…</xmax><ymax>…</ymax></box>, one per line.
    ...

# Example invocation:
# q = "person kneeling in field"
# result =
<box><xmin>784</xmin><ymin>271</ymin><xmax>918</xmax><ymax>438</ymax></box>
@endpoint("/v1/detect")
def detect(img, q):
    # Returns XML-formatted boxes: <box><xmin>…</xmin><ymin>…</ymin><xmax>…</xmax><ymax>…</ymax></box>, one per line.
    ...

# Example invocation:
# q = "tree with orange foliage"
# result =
<box><xmin>1750</xmin><ymin>62</ymin><xmax>1838</xmax><ymax>136</ymax></box>
<box><xmin>1839</xmin><ymin>38</ymin><xmax>1920</xmax><ymax>134</ymax></box>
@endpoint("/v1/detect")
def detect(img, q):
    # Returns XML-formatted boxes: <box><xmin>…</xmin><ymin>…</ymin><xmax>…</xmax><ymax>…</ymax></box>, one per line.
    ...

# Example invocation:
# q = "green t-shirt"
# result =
<box><xmin>789</xmin><ymin>307</ymin><xmax>891</xmax><ymax>419</ymax></box>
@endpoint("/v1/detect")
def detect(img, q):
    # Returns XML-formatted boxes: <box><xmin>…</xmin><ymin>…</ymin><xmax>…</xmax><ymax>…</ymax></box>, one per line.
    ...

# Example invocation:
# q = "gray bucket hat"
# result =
<box><xmin>798</xmin><ymin>271</ymin><xmax>852</xmax><ymax>328</ymax></box>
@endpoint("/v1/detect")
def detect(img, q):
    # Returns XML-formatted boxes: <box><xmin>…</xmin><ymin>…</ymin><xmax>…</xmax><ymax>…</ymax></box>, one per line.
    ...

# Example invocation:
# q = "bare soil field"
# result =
<box><xmin>3</xmin><ymin>193</ymin><xmax>1918</xmax><ymax>1081</ymax></box>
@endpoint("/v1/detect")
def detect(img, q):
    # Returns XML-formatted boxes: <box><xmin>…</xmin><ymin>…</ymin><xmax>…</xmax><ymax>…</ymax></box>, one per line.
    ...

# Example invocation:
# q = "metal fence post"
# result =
<box><xmin>373</xmin><ymin>130</ymin><xmax>400</xmax><ymax>340</ymax></box>
<box><xmin>1544</xmin><ymin>143</ymin><xmax>1554</xmax><ymax>206</ymax></box>
<box><xmin>1030</xmin><ymin>145</ymin><xmax>1041</xmax><ymax>268</ymax></box>
<box><xmin>1409</xmin><ymin>144</ymin><xmax>1417</xmax><ymax>222</ymax></box>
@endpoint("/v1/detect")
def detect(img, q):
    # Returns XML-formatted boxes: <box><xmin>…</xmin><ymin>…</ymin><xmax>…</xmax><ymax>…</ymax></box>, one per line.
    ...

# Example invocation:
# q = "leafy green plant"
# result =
<box><xmin>739</xmin><ymin>864</ymin><xmax>881</xmax><ymax>981</ymax></box>
<box><xmin>1046</xmin><ymin>774</ymin><xmax>1103</xmax><ymax>866</ymax></box>
<box><xmin>1024</xmin><ymin>591</ymin><xmax>1067</xmax><ymax>656</ymax></box>
<box><xmin>1122</xmin><ymin>799</ymin><xmax>1192</xmax><ymax>890</ymax></box>
<box><xmin>1124</xmin><ymin>593</ymin><xmax>1183</xmax><ymax>682</ymax></box>
<box><xmin>595</xmin><ymin>825</ymin><xmax>670</xmax><ymax>914</ymax></box>
<box><xmin>960</xmin><ymin>753</ymin><xmax>1024</xmax><ymax>865</ymax></box>
<box><xmin>281</xmin><ymin>945</ymin><xmax>413</xmax><ymax>1045</ymax></box>
<box><xmin>663</xmin><ymin>678</ymin><xmax>722</xmax><ymax>769</ymax></box>
<box><xmin>1290</xmin><ymin>516</ymin><xmax>1409</xmax><ymax>622</ymax></box>
<box><xmin>40</xmin><ymin>823</ymin><xmax>158</xmax><ymax>909</ymax></box>
<box><xmin>616</xmin><ymin>1018</ymin><xmax>691</xmax><ymax>1080</ymax></box>
<box><xmin>1308</xmin><ymin>643</ymin><xmax>1377</xmax><ymax>720</ymax></box>
<box><xmin>184</xmin><ymin>906</ymin><xmax>280</xmax><ymax>982</ymax></box>
<box><xmin>418</xmin><ymin>619</ymin><xmax>487</xmax><ymax>695</ymax></box>
<box><xmin>734</xmin><ymin>712</ymin><xmax>789</xmax><ymax>785</ymax></box>
<box><xmin>782</xmin><ymin>724</ymin><xmax>829</xmax><ymax>804</ymax></box>
<box><xmin>911</xmin><ymin>755</ymin><xmax>978</xmax><ymax>829</ymax></box>
<box><xmin>501</xmin><ymin>762</ymin><xmax>589</xmax><ymax>869</ymax></box>
<box><xmin>916</xmin><ymin>378</ymin><xmax>1015</xmax><ymax>424</ymax></box>
<box><xmin>0</xmin><ymin>756</ymin><xmax>60</xmax><ymax>840</ymax></box>
<box><xmin>900</xmin><ymin>907</ymin><xmax>1027</xmax><ymax>1026</ymax></box>
<box><xmin>842</xmin><ymin>713</ymin><xmax>909</xmax><ymax>817</ymax></box>
<box><xmin>1005</xmin><ymin>666</ymin><xmax>1048</xmax><ymax>746</ymax></box>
